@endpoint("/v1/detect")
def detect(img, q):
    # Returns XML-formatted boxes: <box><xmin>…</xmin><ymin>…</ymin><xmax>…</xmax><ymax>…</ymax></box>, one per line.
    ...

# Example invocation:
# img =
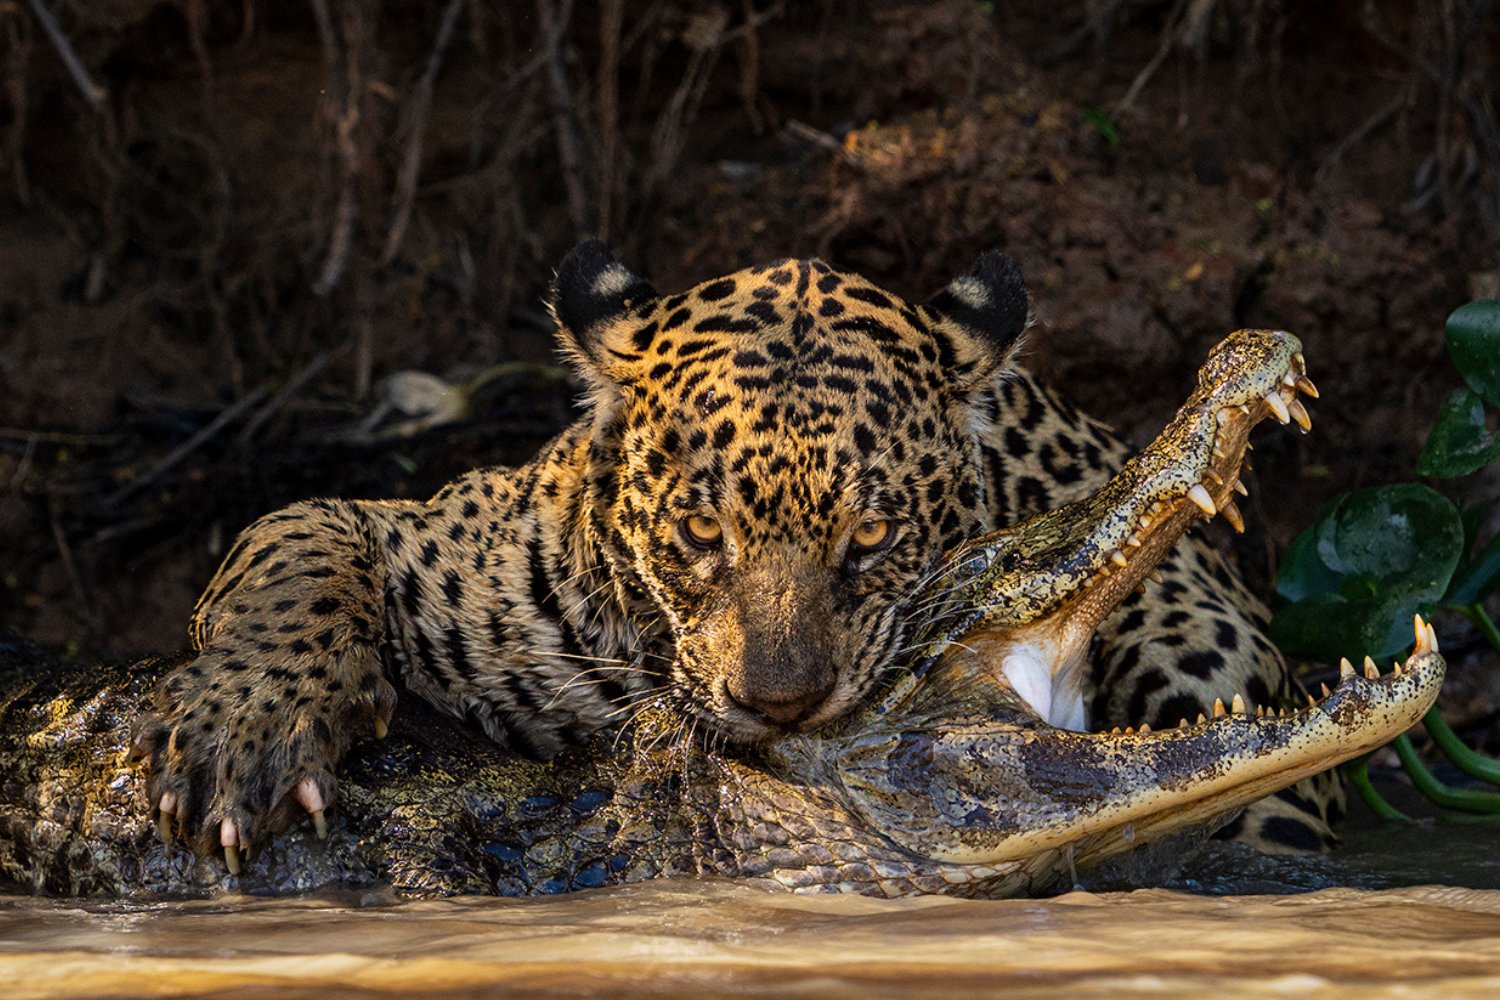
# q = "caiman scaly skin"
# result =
<box><xmin>0</xmin><ymin>331</ymin><xmax>1444</xmax><ymax>898</ymax></box>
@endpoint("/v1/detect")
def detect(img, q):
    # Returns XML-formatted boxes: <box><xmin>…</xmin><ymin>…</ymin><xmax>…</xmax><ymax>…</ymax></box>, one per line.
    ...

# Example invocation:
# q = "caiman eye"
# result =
<box><xmin>850</xmin><ymin>517</ymin><xmax>895</xmax><ymax>555</ymax></box>
<box><xmin>682</xmin><ymin>514</ymin><xmax>724</xmax><ymax>549</ymax></box>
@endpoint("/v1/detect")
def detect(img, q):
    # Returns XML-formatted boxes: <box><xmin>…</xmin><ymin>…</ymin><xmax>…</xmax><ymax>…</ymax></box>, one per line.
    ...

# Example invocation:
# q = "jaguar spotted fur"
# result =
<box><xmin>136</xmin><ymin>242</ymin><xmax>1342</xmax><ymax>870</ymax></box>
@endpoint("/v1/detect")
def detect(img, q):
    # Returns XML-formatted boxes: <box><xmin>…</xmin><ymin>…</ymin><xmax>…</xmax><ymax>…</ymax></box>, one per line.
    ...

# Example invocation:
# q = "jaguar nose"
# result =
<box><xmin>724</xmin><ymin>676</ymin><xmax>835</xmax><ymax>729</ymax></box>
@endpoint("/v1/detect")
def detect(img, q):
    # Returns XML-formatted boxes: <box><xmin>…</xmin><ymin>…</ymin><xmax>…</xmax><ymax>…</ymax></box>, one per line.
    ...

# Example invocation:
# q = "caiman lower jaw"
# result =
<box><xmin>843</xmin><ymin>617</ymin><xmax>1443</xmax><ymax>871</ymax></box>
<box><xmin>936</xmin><ymin>329</ymin><xmax>1320</xmax><ymax>729</ymax></box>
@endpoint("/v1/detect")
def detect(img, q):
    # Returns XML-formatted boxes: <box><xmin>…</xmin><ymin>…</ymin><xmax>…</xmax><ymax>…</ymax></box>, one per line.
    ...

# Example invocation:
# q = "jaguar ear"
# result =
<box><xmin>926</xmin><ymin>250</ymin><xmax>1031</xmax><ymax>391</ymax></box>
<box><xmin>550</xmin><ymin>240</ymin><xmax>659</xmax><ymax>388</ymax></box>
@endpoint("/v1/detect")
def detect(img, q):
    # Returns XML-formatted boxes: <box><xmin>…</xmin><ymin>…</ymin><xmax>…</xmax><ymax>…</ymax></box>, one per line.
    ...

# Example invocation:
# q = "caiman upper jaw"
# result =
<box><xmin>910</xmin><ymin>329</ymin><xmax>1321</xmax><ymax>728</ymax></box>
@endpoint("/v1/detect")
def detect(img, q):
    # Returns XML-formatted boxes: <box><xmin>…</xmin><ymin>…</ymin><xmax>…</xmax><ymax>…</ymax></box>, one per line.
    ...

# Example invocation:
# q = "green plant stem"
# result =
<box><xmin>1344</xmin><ymin>756</ymin><xmax>1408</xmax><ymax>820</ymax></box>
<box><xmin>1424</xmin><ymin>708</ymin><xmax>1500</xmax><ymax>787</ymax></box>
<box><xmin>1393</xmin><ymin>734</ymin><xmax>1500</xmax><ymax>814</ymax></box>
<box><xmin>1459</xmin><ymin>602</ymin><xmax>1500</xmax><ymax>654</ymax></box>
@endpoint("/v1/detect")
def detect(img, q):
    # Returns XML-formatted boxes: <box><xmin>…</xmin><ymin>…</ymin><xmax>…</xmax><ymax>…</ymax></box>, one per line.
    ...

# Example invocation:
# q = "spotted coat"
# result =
<box><xmin>139</xmin><ymin>242</ymin><xmax>1341</xmax><ymax>855</ymax></box>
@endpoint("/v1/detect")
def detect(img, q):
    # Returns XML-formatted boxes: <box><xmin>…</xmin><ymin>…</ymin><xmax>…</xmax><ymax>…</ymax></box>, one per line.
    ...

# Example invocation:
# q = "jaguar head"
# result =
<box><xmin>551</xmin><ymin>242</ymin><xmax>1030</xmax><ymax>742</ymax></box>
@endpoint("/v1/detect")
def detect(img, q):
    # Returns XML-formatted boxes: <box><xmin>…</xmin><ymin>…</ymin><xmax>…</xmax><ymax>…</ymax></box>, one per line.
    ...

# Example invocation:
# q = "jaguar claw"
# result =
<box><xmin>156</xmin><ymin>792</ymin><xmax>176</xmax><ymax>844</ymax></box>
<box><xmin>295</xmin><ymin>777</ymin><xmax>329</xmax><ymax>839</ymax></box>
<box><xmin>221</xmin><ymin>818</ymin><xmax>241</xmax><ymax>876</ymax></box>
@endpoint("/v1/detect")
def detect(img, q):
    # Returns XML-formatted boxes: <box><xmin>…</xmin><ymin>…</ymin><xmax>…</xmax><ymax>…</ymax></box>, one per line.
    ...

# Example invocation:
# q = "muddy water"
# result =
<box><xmin>5</xmin><ymin>822</ymin><xmax>1500</xmax><ymax>1000</ymax></box>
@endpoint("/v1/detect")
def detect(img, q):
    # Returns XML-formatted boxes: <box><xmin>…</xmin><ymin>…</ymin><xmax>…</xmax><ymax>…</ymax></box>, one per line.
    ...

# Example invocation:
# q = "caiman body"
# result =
<box><xmin>0</xmin><ymin>331</ymin><xmax>1445</xmax><ymax>899</ymax></box>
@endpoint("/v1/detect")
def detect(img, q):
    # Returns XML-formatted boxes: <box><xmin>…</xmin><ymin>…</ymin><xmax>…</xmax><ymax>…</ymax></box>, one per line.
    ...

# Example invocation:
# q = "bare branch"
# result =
<box><xmin>24</xmin><ymin>0</ymin><xmax>105</xmax><ymax>111</ymax></box>
<box><xmin>382</xmin><ymin>0</ymin><xmax>465</xmax><ymax>265</ymax></box>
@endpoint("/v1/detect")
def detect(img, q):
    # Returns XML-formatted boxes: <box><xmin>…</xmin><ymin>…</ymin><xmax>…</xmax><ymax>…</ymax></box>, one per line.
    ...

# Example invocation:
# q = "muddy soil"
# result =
<box><xmin>1</xmin><ymin>1</ymin><xmax>1496</xmax><ymax>731</ymax></box>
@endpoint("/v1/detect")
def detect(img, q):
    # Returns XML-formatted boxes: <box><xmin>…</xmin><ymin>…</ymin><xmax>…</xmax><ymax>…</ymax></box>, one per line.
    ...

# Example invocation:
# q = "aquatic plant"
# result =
<box><xmin>1271</xmin><ymin>299</ymin><xmax>1500</xmax><ymax>817</ymax></box>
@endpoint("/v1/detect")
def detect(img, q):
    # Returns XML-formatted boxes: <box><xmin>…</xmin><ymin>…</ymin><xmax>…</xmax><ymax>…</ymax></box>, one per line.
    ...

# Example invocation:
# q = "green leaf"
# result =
<box><xmin>1450</xmin><ymin>524</ymin><xmax>1500</xmax><ymax>605</ymax></box>
<box><xmin>1082</xmin><ymin>108</ymin><xmax>1119</xmax><ymax>149</ymax></box>
<box><xmin>1418</xmin><ymin>388</ymin><xmax>1500</xmax><ymax>477</ymax></box>
<box><xmin>1447</xmin><ymin>300</ymin><xmax>1500</xmax><ymax>408</ymax></box>
<box><xmin>1272</xmin><ymin>484</ymin><xmax>1464</xmax><ymax>660</ymax></box>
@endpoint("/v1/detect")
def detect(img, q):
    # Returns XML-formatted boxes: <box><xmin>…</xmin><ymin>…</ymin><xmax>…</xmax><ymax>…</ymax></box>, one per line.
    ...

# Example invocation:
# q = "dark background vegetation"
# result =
<box><xmin>1</xmin><ymin>0</ymin><xmax>1498</xmax><ymax>731</ymax></box>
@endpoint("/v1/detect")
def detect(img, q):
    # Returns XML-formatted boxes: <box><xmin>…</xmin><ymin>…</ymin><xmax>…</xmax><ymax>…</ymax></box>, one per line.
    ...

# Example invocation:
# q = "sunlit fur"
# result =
<box><xmin>565</xmin><ymin>256</ymin><xmax>1023</xmax><ymax>741</ymax></box>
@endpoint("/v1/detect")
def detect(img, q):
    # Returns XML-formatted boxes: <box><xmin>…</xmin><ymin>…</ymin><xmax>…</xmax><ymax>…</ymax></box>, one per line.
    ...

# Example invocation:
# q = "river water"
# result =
<box><xmin>4</xmin><ymin>820</ymin><xmax>1499</xmax><ymax>999</ymax></box>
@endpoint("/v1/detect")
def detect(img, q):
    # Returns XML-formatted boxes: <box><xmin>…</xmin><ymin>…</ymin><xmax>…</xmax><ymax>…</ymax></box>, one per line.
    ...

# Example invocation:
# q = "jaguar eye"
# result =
<box><xmin>682</xmin><ymin>514</ymin><xmax>724</xmax><ymax>549</ymax></box>
<box><xmin>850</xmin><ymin>517</ymin><xmax>895</xmax><ymax>554</ymax></box>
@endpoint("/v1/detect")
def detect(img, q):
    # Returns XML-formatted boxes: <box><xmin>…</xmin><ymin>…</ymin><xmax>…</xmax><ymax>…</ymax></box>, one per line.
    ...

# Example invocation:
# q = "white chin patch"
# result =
<box><xmin>1001</xmin><ymin>649</ymin><xmax>1087</xmax><ymax>730</ymax></box>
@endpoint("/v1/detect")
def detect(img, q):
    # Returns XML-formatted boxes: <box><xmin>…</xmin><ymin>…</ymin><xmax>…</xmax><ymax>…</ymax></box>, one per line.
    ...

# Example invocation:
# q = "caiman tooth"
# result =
<box><xmin>1296</xmin><ymin>374</ymin><xmax>1320</xmax><ymax>398</ymax></box>
<box><xmin>1179</xmin><ymin>718</ymin><xmax>1191</xmax><ymax>729</ymax></box>
<box><xmin>1393</xmin><ymin>659</ymin><xmax>1404</xmax><ymax>675</ymax></box>
<box><xmin>1320</xmin><ymin>682</ymin><xmax>1332</xmax><ymax>699</ymax></box>
<box><xmin>1111</xmin><ymin>550</ymin><xmax>1129</xmax><ymax>568</ymax></box>
<box><xmin>1221</xmin><ymin>499</ymin><xmax>1246</xmax><ymax>534</ymax></box>
<box><xmin>1233</xmin><ymin>479</ymin><xmax>1249</xmax><ymax>496</ymax></box>
<box><xmin>1339</xmin><ymin>657</ymin><xmax>1356</xmax><ymax>679</ymax></box>
<box><xmin>1428</xmin><ymin>623</ymin><xmax>1441</xmax><ymax>653</ymax></box>
<box><xmin>1188</xmin><ymin>484</ymin><xmax>1217</xmax><ymax>516</ymax></box>
<box><xmin>1124</xmin><ymin>726</ymin><xmax>1135</xmax><ymax>734</ymax></box>
<box><xmin>1264</xmin><ymin>391</ymin><xmax>1291</xmax><ymax>424</ymax></box>
<box><xmin>1287</xmin><ymin>397</ymin><xmax>1312</xmax><ymax>432</ymax></box>
<box><xmin>1147</xmin><ymin>568</ymin><xmax>1166</xmax><ymax>584</ymax></box>
<box><xmin>1196</xmin><ymin>712</ymin><xmax>1207</xmax><ymax>725</ymax></box>
<box><xmin>1231</xmin><ymin>693</ymin><xmax>1246</xmax><ymax>715</ymax></box>
<box><xmin>1126</xmin><ymin>532</ymin><xmax>1144</xmax><ymax>548</ymax></box>
<box><xmin>1306</xmin><ymin>692</ymin><xmax>1317</xmax><ymax>707</ymax></box>
<box><xmin>1206</xmin><ymin>469</ymin><xmax>1225</xmax><ymax>486</ymax></box>
<box><xmin>1293</xmin><ymin>350</ymin><xmax>1305</xmax><ymax>369</ymax></box>
<box><xmin>1364</xmin><ymin>656</ymin><xmax>1380</xmax><ymax>679</ymax></box>
<box><xmin>1212</xmin><ymin>697</ymin><xmax>1227</xmax><ymax>718</ymax></box>
<box><xmin>1255</xmin><ymin>704</ymin><xmax>1265</xmax><ymax>718</ymax></box>
<box><xmin>1283</xmin><ymin>369</ymin><xmax>1299</xmax><ymax>387</ymax></box>
<box><xmin>1413</xmin><ymin>613</ymin><xmax>1431</xmax><ymax>656</ymax></box>
<box><xmin>1236</xmin><ymin>403</ymin><xmax>1252</xmax><ymax>415</ymax></box>
<box><xmin>1139</xmin><ymin>722</ymin><xmax>1151</xmax><ymax>733</ymax></box>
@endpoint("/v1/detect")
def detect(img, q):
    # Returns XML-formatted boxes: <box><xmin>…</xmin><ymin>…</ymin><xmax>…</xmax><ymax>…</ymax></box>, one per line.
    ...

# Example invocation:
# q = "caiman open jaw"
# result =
<box><xmin>912</xmin><ymin>329</ymin><xmax>1322</xmax><ymax>730</ymax></box>
<box><xmin>825</xmin><ymin>616</ymin><xmax>1442</xmax><ymax>877</ymax></box>
<box><xmin>769</xmin><ymin>329</ymin><xmax>1443</xmax><ymax>894</ymax></box>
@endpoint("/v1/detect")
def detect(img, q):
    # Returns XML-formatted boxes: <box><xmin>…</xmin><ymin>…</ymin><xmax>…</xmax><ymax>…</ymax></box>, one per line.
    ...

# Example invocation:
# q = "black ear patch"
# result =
<box><xmin>551</xmin><ymin>240</ymin><xmax>658</xmax><ymax>340</ymax></box>
<box><xmin>927</xmin><ymin>250</ymin><xmax>1030</xmax><ymax>357</ymax></box>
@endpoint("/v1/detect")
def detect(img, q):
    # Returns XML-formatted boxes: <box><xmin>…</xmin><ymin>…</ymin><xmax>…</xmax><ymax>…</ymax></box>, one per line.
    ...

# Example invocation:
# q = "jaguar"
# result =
<box><xmin>135</xmin><ymin>241</ymin><xmax>1341</xmax><ymax>873</ymax></box>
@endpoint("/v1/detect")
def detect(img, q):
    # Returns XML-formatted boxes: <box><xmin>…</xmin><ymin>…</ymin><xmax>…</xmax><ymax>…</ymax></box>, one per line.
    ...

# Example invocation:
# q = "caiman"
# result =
<box><xmin>0</xmin><ymin>330</ymin><xmax>1443</xmax><ymax>898</ymax></box>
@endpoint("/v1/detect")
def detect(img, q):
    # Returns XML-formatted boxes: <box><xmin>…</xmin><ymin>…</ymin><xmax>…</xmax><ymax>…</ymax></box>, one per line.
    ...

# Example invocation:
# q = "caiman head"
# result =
<box><xmin>743</xmin><ymin>329</ymin><xmax>1445</xmax><ymax>896</ymax></box>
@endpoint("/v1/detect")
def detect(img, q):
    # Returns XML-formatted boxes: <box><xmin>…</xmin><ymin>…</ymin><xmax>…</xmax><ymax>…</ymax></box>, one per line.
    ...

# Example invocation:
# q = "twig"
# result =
<box><xmin>536</xmin><ymin>0</ymin><xmax>591</xmax><ymax>236</ymax></box>
<box><xmin>50</xmin><ymin>500</ymin><xmax>94</xmax><ymax>626</ymax></box>
<box><xmin>309</xmin><ymin>0</ymin><xmax>364</xmax><ymax>297</ymax></box>
<box><xmin>104</xmin><ymin>387</ymin><xmax>269</xmax><ymax>508</ymax></box>
<box><xmin>232</xmin><ymin>351</ymin><xmax>333</xmax><ymax>448</ymax></box>
<box><xmin>24</xmin><ymin>0</ymin><xmax>105</xmax><ymax>111</ymax></box>
<box><xmin>0</xmin><ymin>428</ymin><xmax>123</xmax><ymax>444</ymax></box>
<box><xmin>3</xmin><ymin>7</ymin><xmax>32</xmax><ymax>204</ymax></box>
<box><xmin>1315</xmin><ymin>92</ymin><xmax>1405</xmax><ymax>186</ymax></box>
<box><xmin>381</xmin><ymin>0</ymin><xmax>465</xmax><ymax>265</ymax></box>
<box><xmin>1115</xmin><ymin>0</ymin><xmax>1191</xmax><ymax>114</ymax></box>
